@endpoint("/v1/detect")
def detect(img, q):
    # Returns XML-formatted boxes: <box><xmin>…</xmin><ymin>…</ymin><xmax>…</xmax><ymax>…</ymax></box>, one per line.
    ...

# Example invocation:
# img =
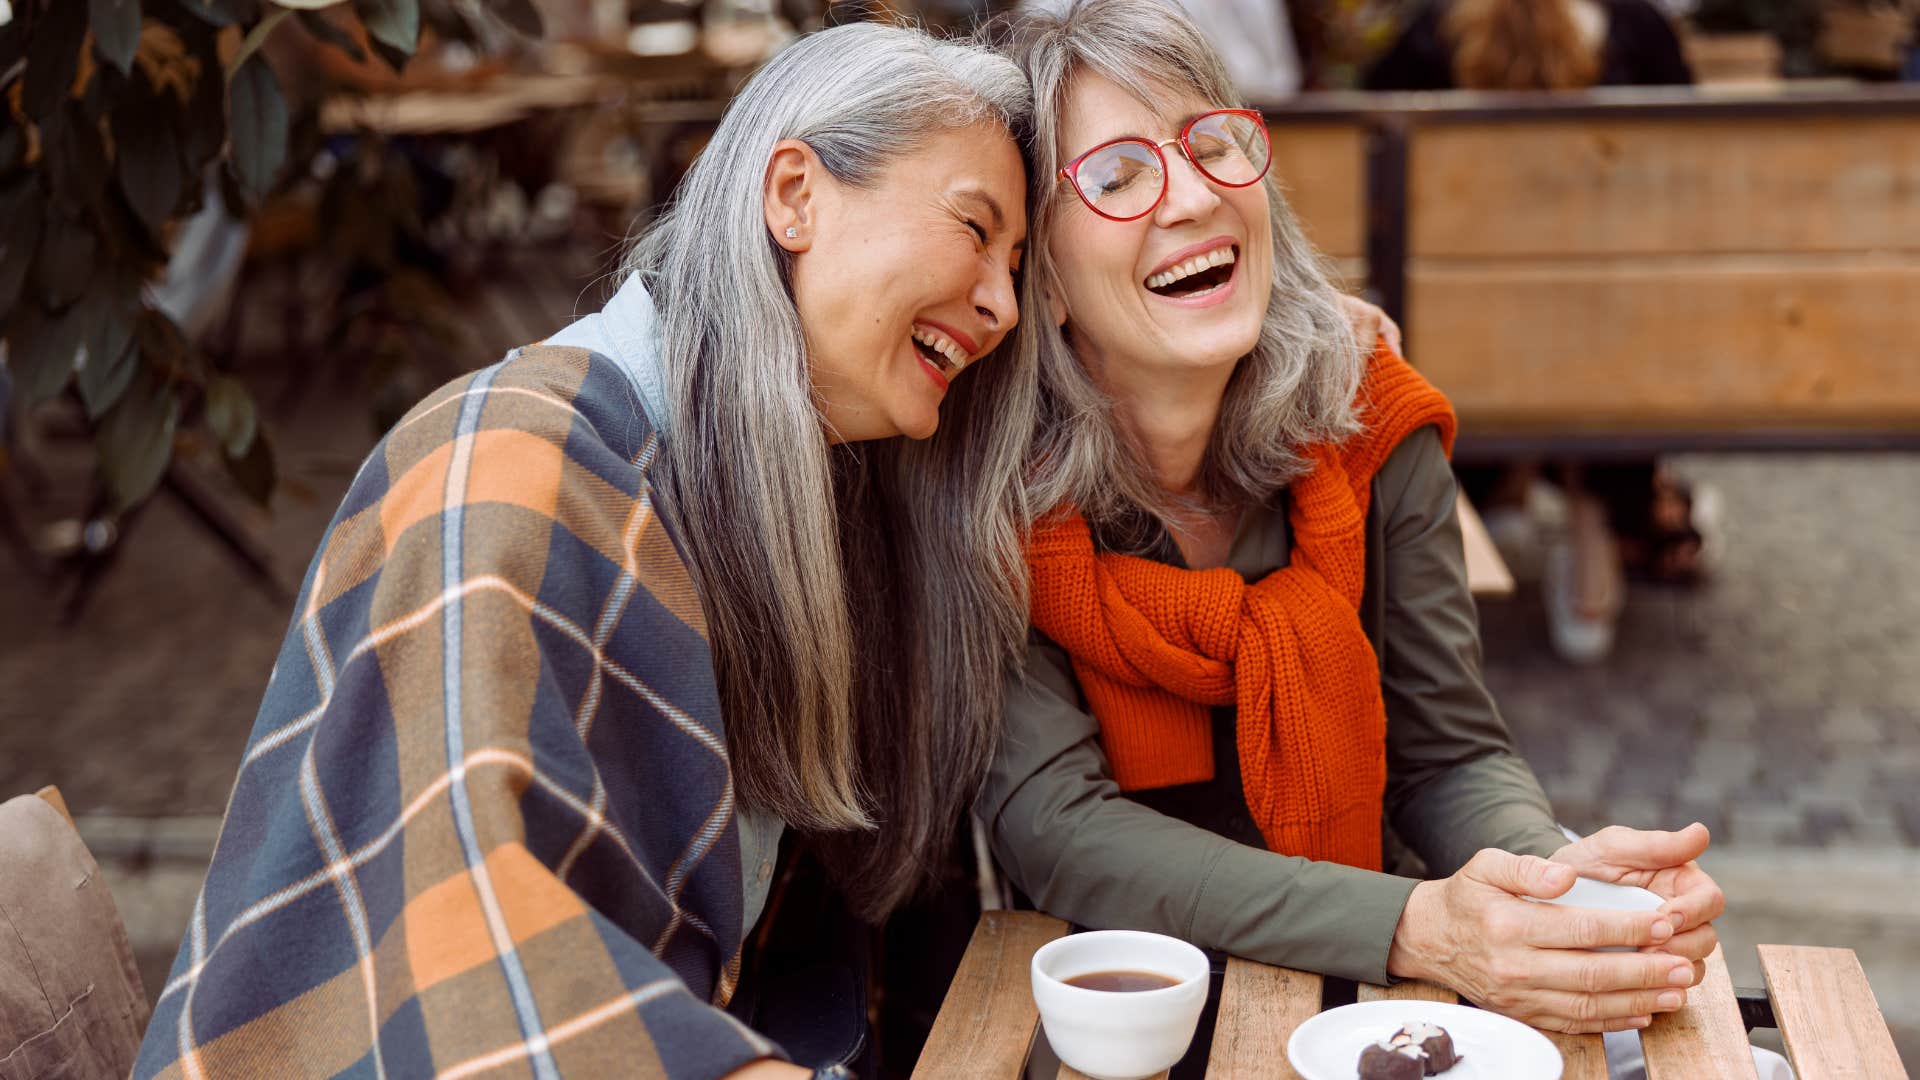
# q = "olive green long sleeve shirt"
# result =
<box><xmin>977</xmin><ymin>426</ymin><xmax>1568</xmax><ymax>985</ymax></box>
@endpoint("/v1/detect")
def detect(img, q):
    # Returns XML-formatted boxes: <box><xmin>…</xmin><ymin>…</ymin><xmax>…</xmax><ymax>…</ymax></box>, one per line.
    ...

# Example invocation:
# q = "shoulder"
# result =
<box><xmin>311</xmin><ymin>345</ymin><xmax>703</xmax><ymax>633</ymax></box>
<box><xmin>1338</xmin><ymin>347</ymin><xmax>1456</xmax><ymax>484</ymax></box>
<box><xmin>1372</xmin><ymin>424</ymin><xmax>1451</xmax><ymax>521</ymax></box>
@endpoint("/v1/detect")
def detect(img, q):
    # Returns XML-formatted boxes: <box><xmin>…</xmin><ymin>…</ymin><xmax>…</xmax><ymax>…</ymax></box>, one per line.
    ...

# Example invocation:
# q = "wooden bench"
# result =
<box><xmin>914</xmin><ymin>911</ymin><xmax>1909</xmax><ymax>1080</ymax></box>
<box><xmin>1264</xmin><ymin>86</ymin><xmax>1920</xmax><ymax>457</ymax></box>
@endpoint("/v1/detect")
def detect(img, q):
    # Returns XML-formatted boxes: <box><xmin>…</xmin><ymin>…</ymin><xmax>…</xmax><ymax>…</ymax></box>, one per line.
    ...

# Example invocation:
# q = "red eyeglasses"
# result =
<box><xmin>1057</xmin><ymin>108</ymin><xmax>1272</xmax><ymax>222</ymax></box>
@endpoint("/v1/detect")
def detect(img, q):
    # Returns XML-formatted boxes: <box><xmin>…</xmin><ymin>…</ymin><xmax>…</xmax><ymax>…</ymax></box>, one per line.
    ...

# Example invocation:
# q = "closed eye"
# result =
<box><xmin>967</xmin><ymin>220</ymin><xmax>989</xmax><ymax>244</ymax></box>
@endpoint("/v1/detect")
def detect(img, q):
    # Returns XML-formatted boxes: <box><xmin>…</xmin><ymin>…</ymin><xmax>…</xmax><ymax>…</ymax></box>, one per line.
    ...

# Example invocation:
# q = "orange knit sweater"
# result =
<box><xmin>1025</xmin><ymin>346</ymin><xmax>1456</xmax><ymax>869</ymax></box>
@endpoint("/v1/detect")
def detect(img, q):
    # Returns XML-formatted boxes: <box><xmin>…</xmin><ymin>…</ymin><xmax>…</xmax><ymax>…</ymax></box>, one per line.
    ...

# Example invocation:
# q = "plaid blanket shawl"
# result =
<box><xmin>135</xmin><ymin>346</ymin><xmax>780</xmax><ymax>1079</ymax></box>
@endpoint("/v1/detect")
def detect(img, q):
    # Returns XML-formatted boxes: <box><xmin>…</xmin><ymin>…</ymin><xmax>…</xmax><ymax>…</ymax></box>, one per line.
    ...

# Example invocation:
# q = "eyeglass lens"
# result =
<box><xmin>1070</xmin><ymin>111</ymin><xmax>1271</xmax><ymax>220</ymax></box>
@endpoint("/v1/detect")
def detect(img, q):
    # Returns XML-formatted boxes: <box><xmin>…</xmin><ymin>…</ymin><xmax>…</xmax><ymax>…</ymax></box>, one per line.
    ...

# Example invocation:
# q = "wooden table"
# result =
<box><xmin>914</xmin><ymin>911</ymin><xmax>1909</xmax><ymax>1080</ymax></box>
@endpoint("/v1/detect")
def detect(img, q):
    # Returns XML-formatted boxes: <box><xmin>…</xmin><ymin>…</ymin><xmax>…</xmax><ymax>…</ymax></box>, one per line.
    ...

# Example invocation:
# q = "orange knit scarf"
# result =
<box><xmin>1025</xmin><ymin>348</ymin><xmax>1455</xmax><ymax>869</ymax></box>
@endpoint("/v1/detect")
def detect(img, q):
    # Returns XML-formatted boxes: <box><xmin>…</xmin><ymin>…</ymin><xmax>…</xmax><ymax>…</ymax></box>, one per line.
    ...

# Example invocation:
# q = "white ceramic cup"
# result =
<box><xmin>1030</xmin><ymin>930</ymin><xmax>1210</xmax><ymax>1080</ymax></box>
<box><xmin>1524</xmin><ymin>876</ymin><xmax>1665</xmax><ymax>952</ymax></box>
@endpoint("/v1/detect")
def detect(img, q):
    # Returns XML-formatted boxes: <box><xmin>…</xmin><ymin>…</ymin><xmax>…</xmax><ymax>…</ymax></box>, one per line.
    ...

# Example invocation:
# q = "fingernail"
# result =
<box><xmin>1668</xmin><ymin>914</ymin><xmax>1685</xmax><ymax>934</ymax></box>
<box><xmin>1632</xmin><ymin>1016</ymin><xmax>1652</xmax><ymax>1029</ymax></box>
<box><xmin>1669</xmin><ymin>966</ymin><xmax>1693</xmax><ymax>986</ymax></box>
<box><xmin>1658</xmin><ymin>991</ymin><xmax>1684</xmax><ymax>1010</ymax></box>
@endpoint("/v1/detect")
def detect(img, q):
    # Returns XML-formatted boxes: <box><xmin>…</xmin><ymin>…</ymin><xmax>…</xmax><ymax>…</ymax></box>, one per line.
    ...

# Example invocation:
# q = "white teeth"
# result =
<box><xmin>1145</xmin><ymin>246</ymin><xmax>1238</xmax><ymax>290</ymax></box>
<box><xmin>912</xmin><ymin>326</ymin><xmax>969</xmax><ymax>371</ymax></box>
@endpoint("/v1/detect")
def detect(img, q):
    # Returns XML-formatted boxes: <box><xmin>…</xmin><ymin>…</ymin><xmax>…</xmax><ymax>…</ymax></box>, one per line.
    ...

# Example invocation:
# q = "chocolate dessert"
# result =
<box><xmin>1357</xmin><ymin>1021</ymin><xmax>1460</xmax><ymax>1078</ymax></box>
<box><xmin>1394</xmin><ymin>1021</ymin><xmax>1458</xmax><ymax>1073</ymax></box>
<box><xmin>1357</xmin><ymin>1039</ymin><xmax>1426</xmax><ymax>1080</ymax></box>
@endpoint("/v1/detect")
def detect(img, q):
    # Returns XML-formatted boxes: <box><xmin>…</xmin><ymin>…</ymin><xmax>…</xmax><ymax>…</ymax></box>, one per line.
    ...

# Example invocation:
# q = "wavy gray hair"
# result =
<box><xmin>1000</xmin><ymin>0</ymin><xmax>1363</xmax><ymax>539</ymax></box>
<box><xmin>623</xmin><ymin>21</ymin><xmax>1034</xmax><ymax>917</ymax></box>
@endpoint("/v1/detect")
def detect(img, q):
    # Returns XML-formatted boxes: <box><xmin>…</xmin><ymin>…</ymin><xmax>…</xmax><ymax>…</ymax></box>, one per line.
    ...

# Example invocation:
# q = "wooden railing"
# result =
<box><xmin>1262</xmin><ymin>86</ymin><xmax>1920</xmax><ymax>457</ymax></box>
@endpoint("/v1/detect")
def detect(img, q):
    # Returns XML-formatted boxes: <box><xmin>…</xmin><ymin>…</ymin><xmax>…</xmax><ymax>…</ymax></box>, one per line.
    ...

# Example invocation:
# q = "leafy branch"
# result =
<box><xmin>0</xmin><ymin>0</ymin><xmax>539</xmax><ymax>512</ymax></box>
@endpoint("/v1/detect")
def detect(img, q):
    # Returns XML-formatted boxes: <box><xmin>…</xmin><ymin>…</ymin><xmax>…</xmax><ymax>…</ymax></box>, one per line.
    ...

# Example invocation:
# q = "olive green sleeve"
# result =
<box><xmin>1374</xmin><ymin>426</ymin><xmax>1569</xmax><ymax>872</ymax></box>
<box><xmin>977</xmin><ymin>637</ymin><xmax>1420</xmax><ymax>985</ymax></box>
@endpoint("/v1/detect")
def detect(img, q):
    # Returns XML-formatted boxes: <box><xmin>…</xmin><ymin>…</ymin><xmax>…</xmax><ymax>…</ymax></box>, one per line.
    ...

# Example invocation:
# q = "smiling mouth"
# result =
<box><xmin>910</xmin><ymin>324</ymin><xmax>970</xmax><ymax>379</ymax></box>
<box><xmin>1145</xmin><ymin>245</ymin><xmax>1237</xmax><ymax>299</ymax></box>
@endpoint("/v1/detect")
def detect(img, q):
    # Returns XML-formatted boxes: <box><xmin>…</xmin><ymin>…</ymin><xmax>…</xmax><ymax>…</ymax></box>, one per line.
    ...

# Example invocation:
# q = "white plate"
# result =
<box><xmin>1286</xmin><ymin>1000</ymin><xmax>1562</xmax><ymax>1080</ymax></box>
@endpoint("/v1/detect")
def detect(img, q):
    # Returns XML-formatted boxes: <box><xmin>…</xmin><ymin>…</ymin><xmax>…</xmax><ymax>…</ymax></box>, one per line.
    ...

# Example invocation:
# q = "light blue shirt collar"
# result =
<box><xmin>544</xmin><ymin>271</ymin><xmax>671</xmax><ymax>433</ymax></box>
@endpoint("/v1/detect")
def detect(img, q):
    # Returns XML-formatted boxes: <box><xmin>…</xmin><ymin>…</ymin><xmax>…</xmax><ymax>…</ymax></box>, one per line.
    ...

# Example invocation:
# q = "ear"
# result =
<box><xmin>764</xmin><ymin>138</ymin><xmax>820</xmax><ymax>253</ymax></box>
<box><xmin>1045</xmin><ymin>282</ymin><xmax>1068</xmax><ymax>328</ymax></box>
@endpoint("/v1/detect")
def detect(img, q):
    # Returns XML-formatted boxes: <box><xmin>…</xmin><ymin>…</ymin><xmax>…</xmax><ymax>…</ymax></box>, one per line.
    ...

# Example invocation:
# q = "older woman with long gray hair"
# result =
<box><xmin>980</xmin><ymin>0</ymin><xmax>1727</xmax><ymax>1054</ymax></box>
<box><xmin>134</xmin><ymin>22</ymin><xmax>1030</xmax><ymax>1080</ymax></box>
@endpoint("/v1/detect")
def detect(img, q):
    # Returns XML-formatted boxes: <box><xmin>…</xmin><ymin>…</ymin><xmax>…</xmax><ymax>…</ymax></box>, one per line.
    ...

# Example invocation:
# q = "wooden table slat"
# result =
<box><xmin>913</xmin><ymin>910</ymin><xmax>1068</xmax><ymax>1080</ymax></box>
<box><xmin>1357</xmin><ymin>979</ymin><xmax>1459</xmax><ymax>1004</ymax></box>
<box><xmin>1543</xmin><ymin>1031</ymin><xmax>1611</xmax><ymax>1080</ymax></box>
<box><xmin>1642</xmin><ymin>946</ymin><xmax>1760</xmax><ymax>1080</ymax></box>
<box><xmin>1204</xmin><ymin>957</ymin><xmax>1323</xmax><ymax>1080</ymax></box>
<box><xmin>1759</xmin><ymin>944</ymin><xmax>1910</xmax><ymax>1080</ymax></box>
<box><xmin>1456</xmin><ymin>492</ymin><xmax>1516</xmax><ymax>597</ymax></box>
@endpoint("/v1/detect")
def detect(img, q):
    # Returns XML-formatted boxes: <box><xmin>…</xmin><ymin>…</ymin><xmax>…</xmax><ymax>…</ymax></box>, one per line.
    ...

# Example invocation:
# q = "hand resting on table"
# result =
<box><xmin>1386</xmin><ymin>823</ymin><xmax>1724</xmax><ymax>1035</ymax></box>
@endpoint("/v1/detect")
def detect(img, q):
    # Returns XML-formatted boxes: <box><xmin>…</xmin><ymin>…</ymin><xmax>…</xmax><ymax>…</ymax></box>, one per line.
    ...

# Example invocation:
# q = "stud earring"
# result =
<box><xmin>785</xmin><ymin>227</ymin><xmax>798</xmax><ymax>239</ymax></box>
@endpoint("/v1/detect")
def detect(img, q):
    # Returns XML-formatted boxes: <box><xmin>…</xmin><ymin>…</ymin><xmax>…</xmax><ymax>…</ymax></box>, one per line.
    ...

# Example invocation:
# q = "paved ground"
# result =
<box><xmin>4</xmin><ymin>260</ymin><xmax>1914</xmax><ymax>1070</ymax></box>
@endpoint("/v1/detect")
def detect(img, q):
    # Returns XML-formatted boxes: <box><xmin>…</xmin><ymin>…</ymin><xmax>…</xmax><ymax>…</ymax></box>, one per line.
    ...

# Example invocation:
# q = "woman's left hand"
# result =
<box><xmin>1551</xmin><ymin>823</ymin><xmax>1727</xmax><ymax>981</ymax></box>
<box><xmin>1336</xmin><ymin>293</ymin><xmax>1403</xmax><ymax>356</ymax></box>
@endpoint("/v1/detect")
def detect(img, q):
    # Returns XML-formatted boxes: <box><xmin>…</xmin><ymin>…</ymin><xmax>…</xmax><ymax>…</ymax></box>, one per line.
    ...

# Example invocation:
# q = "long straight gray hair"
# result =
<box><xmin>1002</xmin><ymin>0</ymin><xmax>1364</xmax><ymax>540</ymax></box>
<box><xmin>624</xmin><ymin>22</ymin><xmax>1035</xmax><ymax>918</ymax></box>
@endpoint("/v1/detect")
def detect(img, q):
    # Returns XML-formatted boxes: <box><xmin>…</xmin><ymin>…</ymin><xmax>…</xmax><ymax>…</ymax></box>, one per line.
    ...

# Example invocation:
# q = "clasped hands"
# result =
<box><xmin>1387</xmin><ymin>823</ymin><xmax>1727</xmax><ymax>1034</ymax></box>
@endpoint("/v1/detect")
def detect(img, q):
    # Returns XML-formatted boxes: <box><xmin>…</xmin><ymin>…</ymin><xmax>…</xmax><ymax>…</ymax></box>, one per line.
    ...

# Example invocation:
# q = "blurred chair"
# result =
<box><xmin>0</xmin><ymin>787</ymin><xmax>150</xmax><ymax>1079</ymax></box>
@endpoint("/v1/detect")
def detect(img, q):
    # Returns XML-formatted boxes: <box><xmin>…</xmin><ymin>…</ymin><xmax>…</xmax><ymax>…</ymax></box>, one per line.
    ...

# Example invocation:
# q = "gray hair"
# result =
<box><xmin>624</xmin><ymin>21</ymin><xmax>1035</xmax><ymax>917</ymax></box>
<box><xmin>1000</xmin><ymin>0</ymin><xmax>1364</xmax><ymax>537</ymax></box>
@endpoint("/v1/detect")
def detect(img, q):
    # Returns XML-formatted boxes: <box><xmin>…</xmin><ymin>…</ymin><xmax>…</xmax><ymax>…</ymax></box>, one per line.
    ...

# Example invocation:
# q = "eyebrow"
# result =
<box><xmin>954</xmin><ymin>188</ymin><xmax>1006</xmax><ymax>231</ymax></box>
<box><xmin>1085</xmin><ymin>109</ymin><xmax>1221</xmax><ymax>148</ymax></box>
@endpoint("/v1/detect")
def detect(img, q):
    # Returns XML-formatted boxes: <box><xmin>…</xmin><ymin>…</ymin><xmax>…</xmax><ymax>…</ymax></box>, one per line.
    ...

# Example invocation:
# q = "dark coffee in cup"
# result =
<box><xmin>1063</xmin><ymin>969</ymin><xmax>1182</xmax><ymax>992</ymax></box>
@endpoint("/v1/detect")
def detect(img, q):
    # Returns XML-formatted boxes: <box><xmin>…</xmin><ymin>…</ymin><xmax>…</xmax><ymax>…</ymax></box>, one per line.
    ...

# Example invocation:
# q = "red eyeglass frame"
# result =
<box><xmin>1056</xmin><ymin>108</ymin><xmax>1272</xmax><ymax>223</ymax></box>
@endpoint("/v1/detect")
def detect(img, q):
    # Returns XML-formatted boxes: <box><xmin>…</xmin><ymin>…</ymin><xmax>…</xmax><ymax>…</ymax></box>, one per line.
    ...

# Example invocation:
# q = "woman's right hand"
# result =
<box><xmin>1386</xmin><ymin>848</ymin><xmax>1700</xmax><ymax>1034</ymax></box>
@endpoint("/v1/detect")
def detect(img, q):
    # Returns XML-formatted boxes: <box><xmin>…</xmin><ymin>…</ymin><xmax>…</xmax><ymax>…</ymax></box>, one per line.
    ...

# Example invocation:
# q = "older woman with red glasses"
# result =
<box><xmin>981</xmin><ymin>0</ymin><xmax>1725</xmax><ymax>1044</ymax></box>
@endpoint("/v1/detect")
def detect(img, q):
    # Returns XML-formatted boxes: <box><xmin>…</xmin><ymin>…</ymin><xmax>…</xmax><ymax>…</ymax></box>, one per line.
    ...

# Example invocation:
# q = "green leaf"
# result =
<box><xmin>97</xmin><ymin>370</ymin><xmax>181</xmax><ymax>510</ymax></box>
<box><xmin>227</xmin><ymin>54</ymin><xmax>288</xmax><ymax>202</ymax></box>
<box><xmin>78</xmin><ymin>335</ymin><xmax>139</xmax><ymax>420</ymax></box>
<box><xmin>297</xmin><ymin>9</ymin><xmax>366</xmax><ymax>62</ymax></box>
<box><xmin>43</xmin><ymin>102</ymin><xmax>111</xmax><ymax>215</ymax></box>
<box><xmin>179</xmin><ymin>0</ymin><xmax>258</xmax><ymax>27</ymax></box>
<box><xmin>180</xmin><ymin>21</ymin><xmax>228</xmax><ymax>170</ymax></box>
<box><xmin>486</xmin><ymin>0</ymin><xmax>544</xmax><ymax>38</ymax></box>
<box><xmin>356</xmin><ymin>0</ymin><xmax>418</xmax><ymax>56</ymax></box>
<box><xmin>223</xmin><ymin>428</ymin><xmax>276</xmax><ymax>506</ymax></box>
<box><xmin>23</xmin><ymin>1</ymin><xmax>88</xmax><ymax>121</ymax></box>
<box><xmin>0</xmin><ymin>181</ymin><xmax>42</xmax><ymax>317</ymax></box>
<box><xmin>204</xmin><ymin>375</ymin><xmax>258</xmax><ymax>456</ymax></box>
<box><xmin>112</xmin><ymin>86</ymin><xmax>185</xmax><ymax>236</ymax></box>
<box><xmin>6</xmin><ymin>302</ymin><xmax>87</xmax><ymax>407</ymax></box>
<box><xmin>33</xmin><ymin>214</ymin><xmax>97</xmax><ymax>310</ymax></box>
<box><xmin>229</xmin><ymin>6</ymin><xmax>292</xmax><ymax>74</ymax></box>
<box><xmin>90</xmin><ymin>0</ymin><xmax>144</xmax><ymax>75</ymax></box>
<box><xmin>76</xmin><ymin>277</ymin><xmax>143</xmax><ymax>418</ymax></box>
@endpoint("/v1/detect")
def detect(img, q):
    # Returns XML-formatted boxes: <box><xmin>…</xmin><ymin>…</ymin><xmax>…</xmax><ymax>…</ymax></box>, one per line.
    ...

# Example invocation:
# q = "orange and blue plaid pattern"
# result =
<box><xmin>134</xmin><ymin>346</ymin><xmax>779</xmax><ymax>1078</ymax></box>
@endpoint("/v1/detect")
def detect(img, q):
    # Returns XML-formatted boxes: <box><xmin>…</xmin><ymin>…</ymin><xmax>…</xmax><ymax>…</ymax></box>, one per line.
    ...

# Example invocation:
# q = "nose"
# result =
<box><xmin>1153</xmin><ymin>146</ymin><xmax>1221</xmax><ymax>228</ymax></box>
<box><xmin>971</xmin><ymin>256</ymin><xmax>1019</xmax><ymax>337</ymax></box>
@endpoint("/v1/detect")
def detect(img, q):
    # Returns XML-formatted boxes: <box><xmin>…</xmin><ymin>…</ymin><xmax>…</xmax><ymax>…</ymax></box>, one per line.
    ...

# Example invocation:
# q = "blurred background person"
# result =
<box><xmin>1364</xmin><ymin>0</ymin><xmax>1693</xmax><ymax>88</ymax></box>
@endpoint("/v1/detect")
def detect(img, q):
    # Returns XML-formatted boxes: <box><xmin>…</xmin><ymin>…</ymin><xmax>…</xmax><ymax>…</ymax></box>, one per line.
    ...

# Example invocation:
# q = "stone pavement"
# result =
<box><xmin>1480</xmin><ymin>452</ymin><xmax>1920</xmax><ymax>850</ymax></box>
